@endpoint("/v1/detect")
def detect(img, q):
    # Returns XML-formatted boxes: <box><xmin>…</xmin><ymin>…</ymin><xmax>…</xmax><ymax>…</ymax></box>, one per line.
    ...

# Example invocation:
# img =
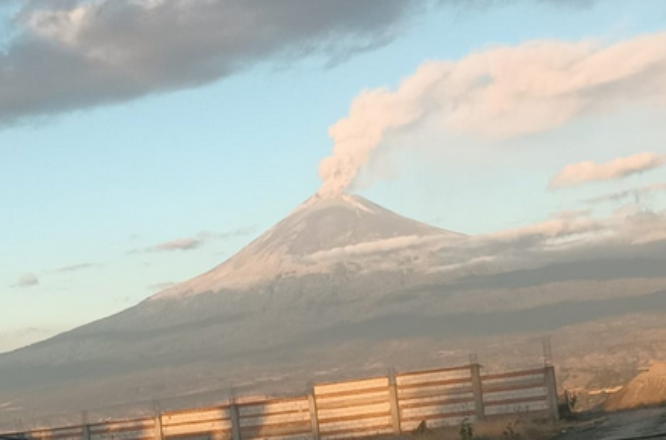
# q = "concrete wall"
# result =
<box><xmin>15</xmin><ymin>364</ymin><xmax>558</xmax><ymax>440</ymax></box>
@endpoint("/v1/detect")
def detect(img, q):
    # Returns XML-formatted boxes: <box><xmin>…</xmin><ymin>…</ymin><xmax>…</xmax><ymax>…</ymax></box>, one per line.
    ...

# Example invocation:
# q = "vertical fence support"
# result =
<box><xmin>153</xmin><ymin>401</ymin><xmax>164</xmax><ymax>440</ymax></box>
<box><xmin>82</xmin><ymin>411</ymin><xmax>91</xmax><ymax>440</ymax></box>
<box><xmin>229</xmin><ymin>402</ymin><xmax>241</xmax><ymax>440</ymax></box>
<box><xmin>388</xmin><ymin>369</ymin><xmax>402</xmax><ymax>435</ymax></box>
<box><xmin>154</xmin><ymin>415</ymin><xmax>164</xmax><ymax>440</ymax></box>
<box><xmin>544</xmin><ymin>366</ymin><xmax>560</xmax><ymax>421</ymax></box>
<box><xmin>470</xmin><ymin>363</ymin><xmax>485</xmax><ymax>420</ymax></box>
<box><xmin>82</xmin><ymin>424</ymin><xmax>91</xmax><ymax>440</ymax></box>
<box><xmin>307</xmin><ymin>386</ymin><xmax>320</xmax><ymax>440</ymax></box>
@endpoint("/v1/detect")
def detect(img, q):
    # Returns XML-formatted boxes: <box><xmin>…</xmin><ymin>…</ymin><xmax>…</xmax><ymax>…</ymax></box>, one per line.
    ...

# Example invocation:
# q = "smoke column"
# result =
<box><xmin>317</xmin><ymin>32</ymin><xmax>666</xmax><ymax>197</ymax></box>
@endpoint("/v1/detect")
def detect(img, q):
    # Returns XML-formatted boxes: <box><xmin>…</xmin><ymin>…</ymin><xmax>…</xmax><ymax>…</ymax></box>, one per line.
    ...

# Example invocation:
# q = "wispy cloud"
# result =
<box><xmin>147</xmin><ymin>281</ymin><xmax>176</xmax><ymax>291</ymax></box>
<box><xmin>317</xmin><ymin>32</ymin><xmax>666</xmax><ymax>195</ymax></box>
<box><xmin>129</xmin><ymin>226</ymin><xmax>258</xmax><ymax>254</ymax></box>
<box><xmin>55</xmin><ymin>263</ymin><xmax>100</xmax><ymax>272</ymax></box>
<box><xmin>585</xmin><ymin>182</ymin><xmax>666</xmax><ymax>205</ymax></box>
<box><xmin>16</xmin><ymin>273</ymin><xmax>39</xmax><ymax>288</ymax></box>
<box><xmin>198</xmin><ymin>226</ymin><xmax>260</xmax><ymax>241</ymax></box>
<box><xmin>152</xmin><ymin>238</ymin><xmax>202</xmax><ymax>252</ymax></box>
<box><xmin>549</xmin><ymin>152</ymin><xmax>666</xmax><ymax>189</ymax></box>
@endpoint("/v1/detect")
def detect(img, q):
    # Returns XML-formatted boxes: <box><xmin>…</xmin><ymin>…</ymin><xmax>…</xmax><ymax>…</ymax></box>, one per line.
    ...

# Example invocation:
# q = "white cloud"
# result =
<box><xmin>550</xmin><ymin>152</ymin><xmax>666</xmax><ymax>189</ymax></box>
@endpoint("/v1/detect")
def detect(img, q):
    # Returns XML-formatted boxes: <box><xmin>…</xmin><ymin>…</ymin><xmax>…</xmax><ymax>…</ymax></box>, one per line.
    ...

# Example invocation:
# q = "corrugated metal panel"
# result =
<box><xmin>162</xmin><ymin>407</ymin><xmax>231</xmax><ymax>426</ymax></box>
<box><xmin>314</xmin><ymin>378</ymin><xmax>388</xmax><ymax>397</ymax></box>
<box><xmin>484</xmin><ymin>399</ymin><xmax>548</xmax><ymax>415</ymax></box>
<box><xmin>26</xmin><ymin>427</ymin><xmax>83</xmax><ymax>440</ymax></box>
<box><xmin>396</xmin><ymin>367</ymin><xmax>471</xmax><ymax>387</ymax></box>
<box><xmin>161</xmin><ymin>406</ymin><xmax>232</xmax><ymax>439</ymax></box>
<box><xmin>314</xmin><ymin>377</ymin><xmax>391</xmax><ymax>440</ymax></box>
<box><xmin>480</xmin><ymin>367</ymin><xmax>549</xmax><ymax>418</ymax></box>
<box><xmin>396</xmin><ymin>370</ymin><xmax>475</xmax><ymax>432</ymax></box>
<box><xmin>89</xmin><ymin>419</ymin><xmax>155</xmax><ymax>440</ymax></box>
<box><xmin>317</xmin><ymin>402</ymin><xmax>389</xmax><ymax>421</ymax></box>
<box><xmin>238</xmin><ymin>397</ymin><xmax>311</xmax><ymax>440</ymax></box>
<box><xmin>483</xmin><ymin>386</ymin><xmax>547</xmax><ymax>403</ymax></box>
<box><xmin>238</xmin><ymin>399</ymin><xmax>308</xmax><ymax>418</ymax></box>
<box><xmin>162</xmin><ymin>420</ymin><xmax>232</xmax><ymax>437</ymax></box>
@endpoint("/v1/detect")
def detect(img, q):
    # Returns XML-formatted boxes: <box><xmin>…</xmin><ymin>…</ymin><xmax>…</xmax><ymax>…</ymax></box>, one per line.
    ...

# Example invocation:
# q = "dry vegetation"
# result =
<box><xmin>380</xmin><ymin>416</ymin><xmax>563</xmax><ymax>440</ymax></box>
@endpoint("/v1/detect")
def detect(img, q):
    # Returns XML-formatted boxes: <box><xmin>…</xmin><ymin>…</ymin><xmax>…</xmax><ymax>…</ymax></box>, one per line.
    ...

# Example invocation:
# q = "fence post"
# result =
<box><xmin>470</xmin><ymin>363</ymin><xmax>485</xmax><ymax>420</ymax></box>
<box><xmin>82</xmin><ymin>423</ymin><xmax>92</xmax><ymax>440</ymax></box>
<box><xmin>229</xmin><ymin>402</ymin><xmax>242</xmax><ymax>440</ymax></box>
<box><xmin>544</xmin><ymin>366</ymin><xmax>560</xmax><ymax>421</ymax></box>
<box><xmin>153</xmin><ymin>401</ymin><xmax>164</xmax><ymax>440</ymax></box>
<box><xmin>307</xmin><ymin>385</ymin><xmax>320</xmax><ymax>440</ymax></box>
<box><xmin>81</xmin><ymin>411</ymin><xmax>91</xmax><ymax>440</ymax></box>
<box><xmin>388</xmin><ymin>369</ymin><xmax>402</xmax><ymax>435</ymax></box>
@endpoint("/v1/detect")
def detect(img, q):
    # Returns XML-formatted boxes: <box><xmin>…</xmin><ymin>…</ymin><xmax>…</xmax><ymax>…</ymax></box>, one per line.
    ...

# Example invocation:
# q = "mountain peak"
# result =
<box><xmin>290</xmin><ymin>192</ymin><xmax>381</xmax><ymax>215</ymax></box>
<box><xmin>153</xmin><ymin>194</ymin><xmax>462</xmax><ymax>299</ymax></box>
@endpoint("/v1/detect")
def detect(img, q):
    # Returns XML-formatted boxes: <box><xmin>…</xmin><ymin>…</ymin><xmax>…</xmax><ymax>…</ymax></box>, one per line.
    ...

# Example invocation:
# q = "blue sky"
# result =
<box><xmin>1</xmin><ymin>0</ymin><xmax>666</xmax><ymax>352</ymax></box>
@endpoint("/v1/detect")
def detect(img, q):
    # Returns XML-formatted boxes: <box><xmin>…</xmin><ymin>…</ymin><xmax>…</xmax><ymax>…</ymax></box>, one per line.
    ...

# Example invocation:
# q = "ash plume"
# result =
<box><xmin>317</xmin><ymin>32</ymin><xmax>666</xmax><ymax>196</ymax></box>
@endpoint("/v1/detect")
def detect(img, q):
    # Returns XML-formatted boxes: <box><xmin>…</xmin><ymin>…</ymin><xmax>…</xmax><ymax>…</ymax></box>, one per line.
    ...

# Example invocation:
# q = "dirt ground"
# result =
<box><xmin>554</xmin><ymin>408</ymin><xmax>666</xmax><ymax>440</ymax></box>
<box><xmin>389</xmin><ymin>407</ymin><xmax>666</xmax><ymax>440</ymax></box>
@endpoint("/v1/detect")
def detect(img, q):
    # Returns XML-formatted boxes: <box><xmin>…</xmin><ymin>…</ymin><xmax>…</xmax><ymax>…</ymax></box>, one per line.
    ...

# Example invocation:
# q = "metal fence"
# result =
<box><xmin>3</xmin><ymin>361</ymin><xmax>558</xmax><ymax>440</ymax></box>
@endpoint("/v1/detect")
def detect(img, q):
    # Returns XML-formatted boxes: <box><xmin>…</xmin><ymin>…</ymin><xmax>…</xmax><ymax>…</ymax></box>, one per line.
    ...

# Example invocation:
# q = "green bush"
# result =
<box><xmin>459</xmin><ymin>418</ymin><xmax>474</xmax><ymax>440</ymax></box>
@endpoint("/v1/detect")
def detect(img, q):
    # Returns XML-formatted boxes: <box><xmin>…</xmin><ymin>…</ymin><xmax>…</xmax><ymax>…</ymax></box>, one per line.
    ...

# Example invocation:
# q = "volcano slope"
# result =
<box><xmin>1</xmin><ymin>194</ymin><xmax>666</xmax><ymax>424</ymax></box>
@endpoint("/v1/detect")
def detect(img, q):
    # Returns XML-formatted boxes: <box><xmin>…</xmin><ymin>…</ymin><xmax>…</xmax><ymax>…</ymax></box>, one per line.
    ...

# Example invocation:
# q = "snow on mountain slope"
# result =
<box><xmin>154</xmin><ymin>193</ymin><xmax>463</xmax><ymax>298</ymax></box>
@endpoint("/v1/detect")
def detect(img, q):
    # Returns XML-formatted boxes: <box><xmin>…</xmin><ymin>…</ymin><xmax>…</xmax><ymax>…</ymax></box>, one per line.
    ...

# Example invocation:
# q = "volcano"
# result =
<box><xmin>1</xmin><ymin>194</ymin><xmax>666</xmax><ymax>425</ymax></box>
<box><xmin>0</xmin><ymin>193</ymin><xmax>466</xmax><ymax>418</ymax></box>
<box><xmin>155</xmin><ymin>193</ymin><xmax>462</xmax><ymax>297</ymax></box>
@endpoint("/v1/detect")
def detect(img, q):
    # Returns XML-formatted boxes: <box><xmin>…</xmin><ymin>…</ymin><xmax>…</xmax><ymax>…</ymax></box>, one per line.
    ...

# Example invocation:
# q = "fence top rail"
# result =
<box><xmin>237</xmin><ymin>396</ymin><xmax>308</xmax><ymax>408</ymax></box>
<box><xmin>87</xmin><ymin>417</ymin><xmax>155</xmax><ymax>429</ymax></box>
<box><xmin>313</xmin><ymin>374</ymin><xmax>389</xmax><ymax>389</ymax></box>
<box><xmin>397</xmin><ymin>376</ymin><xmax>472</xmax><ymax>390</ymax></box>
<box><xmin>161</xmin><ymin>402</ymin><xmax>231</xmax><ymax>417</ymax></box>
<box><xmin>25</xmin><ymin>425</ymin><xmax>84</xmax><ymax>435</ymax></box>
<box><xmin>481</xmin><ymin>368</ymin><xmax>546</xmax><ymax>381</ymax></box>
<box><xmin>395</xmin><ymin>364</ymin><xmax>473</xmax><ymax>378</ymax></box>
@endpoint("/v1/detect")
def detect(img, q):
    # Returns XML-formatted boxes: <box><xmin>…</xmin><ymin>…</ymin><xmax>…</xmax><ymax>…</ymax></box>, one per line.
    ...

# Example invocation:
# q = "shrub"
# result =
<box><xmin>459</xmin><ymin>418</ymin><xmax>474</xmax><ymax>440</ymax></box>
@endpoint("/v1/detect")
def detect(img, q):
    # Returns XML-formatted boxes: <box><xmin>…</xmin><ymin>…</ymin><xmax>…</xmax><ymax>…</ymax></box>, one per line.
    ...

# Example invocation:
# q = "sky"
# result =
<box><xmin>1</xmin><ymin>0</ymin><xmax>666</xmax><ymax>353</ymax></box>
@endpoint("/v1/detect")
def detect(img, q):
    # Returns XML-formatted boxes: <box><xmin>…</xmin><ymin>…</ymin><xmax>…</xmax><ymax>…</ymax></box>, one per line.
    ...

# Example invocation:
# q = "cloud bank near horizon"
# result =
<box><xmin>317</xmin><ymin>32</ymin><xmax>666</xmax><ymax>196</ymax></box>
